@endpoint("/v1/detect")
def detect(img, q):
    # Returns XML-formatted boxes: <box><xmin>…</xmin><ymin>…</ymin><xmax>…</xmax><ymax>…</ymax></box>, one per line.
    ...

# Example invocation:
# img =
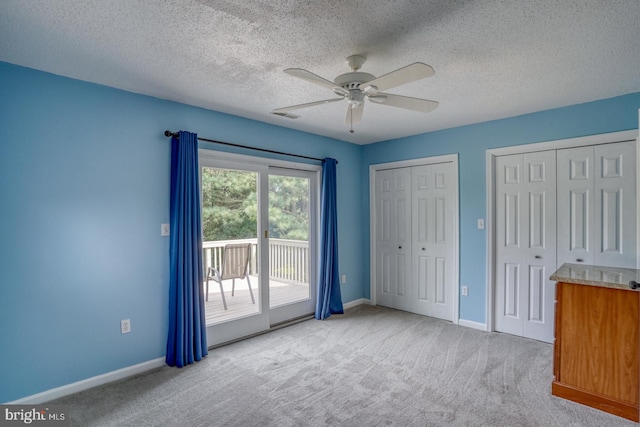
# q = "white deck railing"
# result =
<box><xmin>202</xmin><ymin>238</ymin><xmax>309</xmax><ymax>284</ymax></box>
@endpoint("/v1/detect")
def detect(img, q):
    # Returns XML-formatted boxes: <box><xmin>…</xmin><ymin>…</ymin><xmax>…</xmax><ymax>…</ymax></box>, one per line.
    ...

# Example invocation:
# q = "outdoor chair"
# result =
<box><xmin>205</xmin><ymin>243</ymin><xmax>255</xmax><ymax>310</ymax></box>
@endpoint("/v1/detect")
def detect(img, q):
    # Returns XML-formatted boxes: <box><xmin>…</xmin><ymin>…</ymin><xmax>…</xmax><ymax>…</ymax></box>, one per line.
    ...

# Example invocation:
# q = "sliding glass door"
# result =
<box><xmin>200</xmin><ymin>157</ymin><xmax>269</xmax><ymax>345</ymax></box>
<box><xmin>268</xmin><ymin>168</ymin><xmax>317</xmax><ymax>325</ymax></box>
<box><xmin>199</xmin><ymin>151</ymin><xmax>319</xmax><ymax>346</ymax></box>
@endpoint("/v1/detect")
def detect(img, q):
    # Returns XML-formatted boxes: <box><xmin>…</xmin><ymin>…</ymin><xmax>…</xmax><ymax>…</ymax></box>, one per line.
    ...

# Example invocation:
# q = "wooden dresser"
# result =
<box><xmin>551</xmin><ymin>263</ymin><xmax>640</xmax><ymax>422</ymax></box>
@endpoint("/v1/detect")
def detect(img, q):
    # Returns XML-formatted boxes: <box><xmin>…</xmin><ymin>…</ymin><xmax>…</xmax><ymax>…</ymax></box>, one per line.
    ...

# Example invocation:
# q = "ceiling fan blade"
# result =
<box><xmin>368</xmin><ymin>93</ymin><xmax>439</xmax><ymax>113</ymax></box>
<box><xmin>360</xmin><ymin>63</ymin><xmax>435</xmax><ymax>93</ymax></box>
<box><xmin>284</xmin><ymin>68</ymin><xmax>341</xmax><ymax>92</ymax></box>
<box><xmin>344</xmin><ymin>103</ymin><xmax>364</xmax><ymax>126</ymax></box>
<box><xmin>272</xmin><ymin>97</ymin><xmax>344</xmax><ymax>114</ymax></box>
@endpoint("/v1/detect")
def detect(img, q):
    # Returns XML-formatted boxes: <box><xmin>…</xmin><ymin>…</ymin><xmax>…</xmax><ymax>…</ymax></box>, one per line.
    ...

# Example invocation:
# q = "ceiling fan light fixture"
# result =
<box><xmin>347</xmin><ymin>90</ymin><xmax>364</xmax><ymax>107</ymax></box>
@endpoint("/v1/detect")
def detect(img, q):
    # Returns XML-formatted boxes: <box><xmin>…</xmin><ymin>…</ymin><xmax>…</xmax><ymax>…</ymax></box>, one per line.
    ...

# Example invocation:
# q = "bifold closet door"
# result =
<box><xmin>495</xmin><ymin>150</ymin><xmax>557</xmax><ymax>343</ymax></box>
<box><xmin>375</xmin><ymin>162</ymin><xmax>456</xmax><ymax>321</ymax></box>
<box><xmin>375</xmin><ymin>168</ymin><xmax>413</xmax><ymax>312</ymax></box>
<box><xmin>557</xmin><ymin>141</ymin><xmax>637</xmax><ymax>268</ymax></box>
<box><xmin>411</xmin><ymin>162</ymin><xmax>456</xmax><ymax>321</ymax></box>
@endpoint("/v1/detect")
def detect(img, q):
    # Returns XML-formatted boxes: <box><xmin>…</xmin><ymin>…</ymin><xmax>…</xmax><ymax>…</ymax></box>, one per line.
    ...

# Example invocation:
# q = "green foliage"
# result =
<box><xmin>268</xmin><ymin>175</ymin><xmax>309</xmax><ymax>240</ymax></box>
<box><xmin>201</xmin><ymin>168</ymin><xmax>257</xmax><ymax>241</ymax></box>
<box><xmin>201</xmin><ymin>168</ymin><xmax>309</xmax><ymax>242</ymax></box>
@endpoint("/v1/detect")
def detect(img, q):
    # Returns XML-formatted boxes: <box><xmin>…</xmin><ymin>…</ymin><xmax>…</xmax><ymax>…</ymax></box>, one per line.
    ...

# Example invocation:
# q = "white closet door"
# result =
<box><xmin>594</xmin><ymin>142</ymin><xmax>637</xmax><ymax>267</ymax></box>
<box><xmin>411</xmin><ymin>162</ymin><xmax>455</xmax><ymax>321</ymax></box>
<box><xmin>557</xmin><ymin>141</ymin><xmax>637</xmax><ymax>268</ymax></box>
<box><xmin>522</xmin><ymin>151</ymin><xmax>557</xmax><ymax>342</ymax></box>
<box><xmin>375</xmin><ymin>168</ymin><xmax>412</xmax><ymax>312</ymax></box>
<box><xmin>495</xmin><ymin>154</ymin><xmax>525</xmax><ymax>337</ymax></box>
<box><xmin>495</xmin><ymin>151</ymin><xmax>556</xmax><ymax>342</ymax></box>
<box><xmin>557</xmin><ymin>146</ymin><xmax>596</xmax><ymax>265</ymax></box>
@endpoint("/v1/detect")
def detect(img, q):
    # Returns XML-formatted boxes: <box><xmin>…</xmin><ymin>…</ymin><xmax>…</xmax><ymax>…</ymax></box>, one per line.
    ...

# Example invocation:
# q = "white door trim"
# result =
<box><xmin>485</xmin><ymin>129</ymin><xmax>638</xmax><ymax>333</ymax></box>
<box><xmin>370</xmin><ymin>153</ymin><xmax>460</xmax><ymax>324</ymax></box>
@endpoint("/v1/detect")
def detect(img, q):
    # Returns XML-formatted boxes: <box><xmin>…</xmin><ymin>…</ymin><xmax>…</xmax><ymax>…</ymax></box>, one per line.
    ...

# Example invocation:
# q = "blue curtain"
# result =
<box><xmin>166</xmin><ymin>131</ymin><xmax>208</xmax><ymax>367</ymax></box>
<box><xmin>316</xmin><ymin>158</ymin><xmax>344</xmax><ymax>320</ymax></box>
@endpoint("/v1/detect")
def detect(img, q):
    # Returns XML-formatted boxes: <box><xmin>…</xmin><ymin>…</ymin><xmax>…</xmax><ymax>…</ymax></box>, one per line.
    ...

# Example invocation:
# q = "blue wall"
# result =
<box><xmin>2</xmin><ymin>60</ymin><xmax>639</xmax><ymax>403</ymax></box>
<box><xmin>362</xmin><ymin>93</ymin><xmax>640</xmax><ymax>323</ymax></box>
<box><xmin>0</xmin><ymin>62</ymin><xmax>362</xmax><ymax>403</ymax></box>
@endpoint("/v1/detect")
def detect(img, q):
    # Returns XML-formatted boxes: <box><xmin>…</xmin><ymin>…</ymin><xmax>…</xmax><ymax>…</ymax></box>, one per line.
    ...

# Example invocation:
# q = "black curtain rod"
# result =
<box><xmin>164</xmin><ymin>130</ymin><xmax>334</xmax><ymax>164</ymax></box>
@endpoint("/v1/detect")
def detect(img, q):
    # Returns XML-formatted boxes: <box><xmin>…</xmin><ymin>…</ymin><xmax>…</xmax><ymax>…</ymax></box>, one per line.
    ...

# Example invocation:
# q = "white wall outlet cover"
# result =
<box><xmin>121</xmin><ymin>319</ymin><xmax>131</xmax><ymax>334</ymax></box>
<box><xmin>477</xmin><ymin>219</ymin><xmax>485</xmax><ymax>229</ymax></box>
<box><xmin>161</xmin><ymin>223</ymin><xmax>170</xmax><ymax>236</ymax></box>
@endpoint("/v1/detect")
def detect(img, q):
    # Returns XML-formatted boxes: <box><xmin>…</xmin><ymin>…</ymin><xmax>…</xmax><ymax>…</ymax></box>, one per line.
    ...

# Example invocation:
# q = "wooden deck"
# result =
<box><xmin>204</xmin><ymin>276</ymin><xmax>310</xmax><ymax>325</ymax></box>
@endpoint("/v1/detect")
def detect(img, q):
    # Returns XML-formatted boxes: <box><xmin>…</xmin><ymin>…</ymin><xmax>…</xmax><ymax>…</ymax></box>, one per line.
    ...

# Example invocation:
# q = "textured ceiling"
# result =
<box><xmin>1</xmin><ymin>1</ymin><xmax>640</xmax><ymax>144</ymax></box>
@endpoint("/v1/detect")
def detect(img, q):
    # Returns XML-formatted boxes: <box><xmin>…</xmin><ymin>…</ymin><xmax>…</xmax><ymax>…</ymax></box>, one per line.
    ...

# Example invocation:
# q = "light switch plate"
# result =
<box><xmin>477</xmin><ymin>219</ymin><xmax>485</xmax><ymax>230</ymax></box>
<box><xmin>161</xmin><ymin>223</ymin><xmax>170</xmax><ymax>236</ymax></box>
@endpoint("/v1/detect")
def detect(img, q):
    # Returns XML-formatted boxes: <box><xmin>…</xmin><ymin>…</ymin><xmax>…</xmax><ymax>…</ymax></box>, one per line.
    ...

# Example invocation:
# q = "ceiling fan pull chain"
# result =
<box><xmin>349</xmin><ymin>109</ymin><xmax>354</xmax><ymax>134</ymax></box>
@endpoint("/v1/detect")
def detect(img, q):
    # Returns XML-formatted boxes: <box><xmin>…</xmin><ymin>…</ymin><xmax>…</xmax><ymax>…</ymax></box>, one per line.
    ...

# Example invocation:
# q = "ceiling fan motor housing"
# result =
<box><xmin>333</xmin><ymin>72</ymin><xmax>375</xmax><ymax>91</ymax></box>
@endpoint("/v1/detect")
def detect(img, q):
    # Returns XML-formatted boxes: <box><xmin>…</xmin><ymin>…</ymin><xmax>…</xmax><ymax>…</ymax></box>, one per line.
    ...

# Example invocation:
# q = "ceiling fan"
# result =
<box><xmin>272</xmin><ymin>55</ymin><xmax>438</xmax><ymax>133</ymax></box>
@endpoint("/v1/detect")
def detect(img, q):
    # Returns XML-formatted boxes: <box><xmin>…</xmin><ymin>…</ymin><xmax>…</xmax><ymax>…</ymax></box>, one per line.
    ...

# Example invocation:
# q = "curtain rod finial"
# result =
<box><xmin>164</xmin><ymin>130</ymin><xmax>175</xmax><ymax>137</ymax></box>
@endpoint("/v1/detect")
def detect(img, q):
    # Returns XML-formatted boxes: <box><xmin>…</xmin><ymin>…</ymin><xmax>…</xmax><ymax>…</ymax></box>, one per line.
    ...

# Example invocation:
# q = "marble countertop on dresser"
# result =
<box><xmin>550</xmin><ymin>263</ymin><xmax>640</xmax><ymax>291</ymax></box>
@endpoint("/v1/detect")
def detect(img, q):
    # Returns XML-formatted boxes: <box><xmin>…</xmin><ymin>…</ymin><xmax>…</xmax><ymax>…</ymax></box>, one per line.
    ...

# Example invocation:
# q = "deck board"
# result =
<box><xmin>204</xmin><ymin>276</ymin><xmax>310</xmax><ymax>325</ymax></box>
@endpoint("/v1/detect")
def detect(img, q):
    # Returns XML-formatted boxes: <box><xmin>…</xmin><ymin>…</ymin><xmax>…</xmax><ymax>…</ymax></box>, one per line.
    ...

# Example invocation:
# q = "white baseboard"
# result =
<box><xmin>458</xmin><ymin>319</ymin><xmax>488</xmax><ymax>331</ymax></box>
<box><xmin>8</xmin><ymin>357</ymin><xmax>166</xmax><ymax>404</ymax></box>
<box><xmin>343</xmin><ymin>298</ymin><xmax>370</xmax><ymax>310</ymax></box>
<box><xmin>8</xmin><ymin>310</ymin><xmax>483</xmax><ymax>404</ymax></box>
<box><xmin>346</xmin><ymin>299</ymin><xmax>485</xmax><ymax>331</ymax></box>
<box><xmin>8</xmin><ymin>299</ymin><xmax>370</xmax><ymax>404</ymax></box>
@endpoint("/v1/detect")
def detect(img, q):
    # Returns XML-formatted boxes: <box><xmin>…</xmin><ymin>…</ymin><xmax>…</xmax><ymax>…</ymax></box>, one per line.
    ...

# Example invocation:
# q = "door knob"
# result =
<box><xmin>576</xmin><ymin>258</ymin><xmax>584</xmax><ymax>262</ymax></box>
<box><xmin>422</xmin><ymin>247</ymin><xmax>426</xmax><ymax>251</ymax></box>
<box><xmin>398</xmin><ymin>246</ymin><xmax>402</xmax><ymax>249</ymax></box>
<box><xmin>534</xmin><ymin>255</ymin><xmax>542</xmax><ymax>259</ymax></box>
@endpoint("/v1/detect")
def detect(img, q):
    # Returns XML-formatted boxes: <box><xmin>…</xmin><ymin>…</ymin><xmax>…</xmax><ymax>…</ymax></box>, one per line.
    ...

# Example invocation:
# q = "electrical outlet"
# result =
<box><xmin>341</xmin><ymin>274</ymin><xmax>347</xmax><ymax>284</ymax></box>
<box><xmin>121</xmin><ymin>319</ymin><xmax>131</xmax><ymax>334</ymax></box>
<box><xmin>461</xmin><ymin>286</ymin><xmax>469</xmax><ymax>296</ymax></box>
<box><xmin>161</xmin><ymin>223</ymin><xmax>170</xmax><ymax>236</ymax></box>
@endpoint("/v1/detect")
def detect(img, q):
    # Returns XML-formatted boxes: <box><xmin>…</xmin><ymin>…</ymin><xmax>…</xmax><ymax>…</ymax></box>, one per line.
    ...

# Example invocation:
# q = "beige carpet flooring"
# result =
<box><xmin>52</xmin><ymin>304</ymin><xmax>638</xmax><ymax>426</ymax></box>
